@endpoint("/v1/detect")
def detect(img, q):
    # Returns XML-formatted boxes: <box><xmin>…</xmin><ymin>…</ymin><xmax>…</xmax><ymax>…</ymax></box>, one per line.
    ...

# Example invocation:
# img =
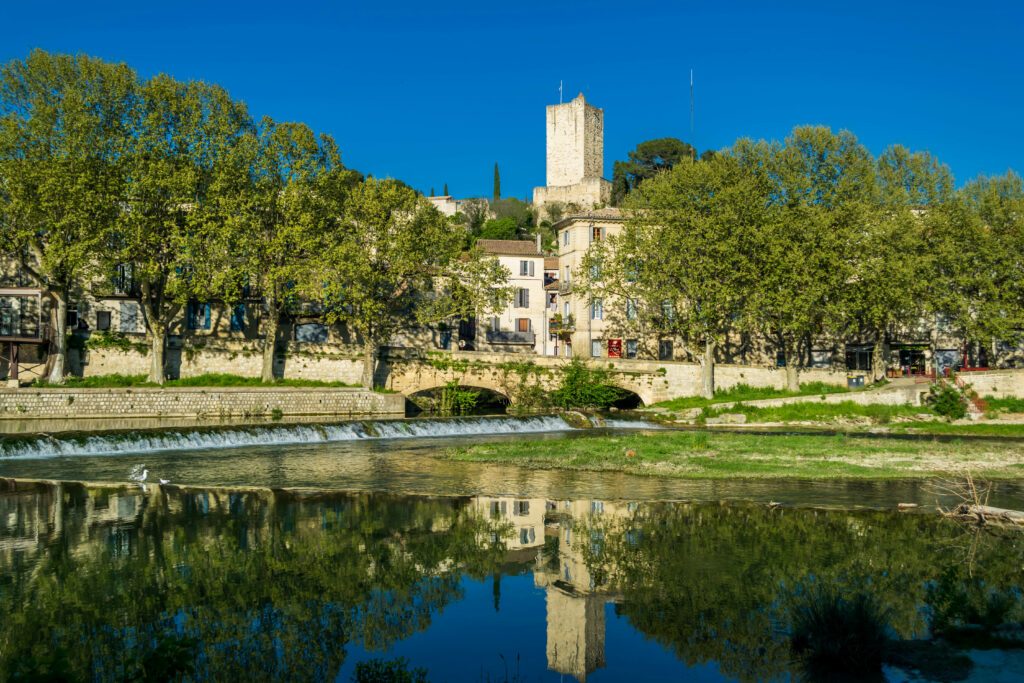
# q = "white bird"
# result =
<box><xmin>128</xmin><ymin>465</ymin><xmax>148</xmax><ymax>483</ymax></box>
<box><xmin>159</xmin><ymin>478</ymin><xmax>170</xmax><ymax>485</ymax></box>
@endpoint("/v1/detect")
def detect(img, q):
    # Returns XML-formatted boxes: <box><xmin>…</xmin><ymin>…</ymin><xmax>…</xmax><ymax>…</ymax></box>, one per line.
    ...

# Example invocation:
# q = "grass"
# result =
<box><xmin>33</xmin><ymin>373</ymin><xmax>360</xmax><ymax>389</ymax></box>
<box><xmin>653</xmin><ymin>381</ymin><xmax>850</xmax><ymax>412</ymax></box>
<box><xmin>444</xmin><ymin>429</ymin><xmax>1024</xmax><ymax>479</ymax></box>
<box><xmin>983</xmin><ymin>396</ymin><xmax>1024</xmax><ymax>413</ymax></box>
<box><xmin>706</xmin><ymin>400</ymin><xmax>925</xmax><ymax>424</ymax></box>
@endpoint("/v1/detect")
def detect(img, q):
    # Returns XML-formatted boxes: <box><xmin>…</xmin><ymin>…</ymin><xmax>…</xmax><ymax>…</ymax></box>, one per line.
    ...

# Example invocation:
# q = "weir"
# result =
<box><xmin>0</xmin><ymin>415</ymin><xmax>658</xmax><ymax>460</ymax></box>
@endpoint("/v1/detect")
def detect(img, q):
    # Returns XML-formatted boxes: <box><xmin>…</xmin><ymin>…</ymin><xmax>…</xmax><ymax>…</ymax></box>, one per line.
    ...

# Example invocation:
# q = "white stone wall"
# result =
<box><xmin>533</xmin><ymin>178</ymin><xmax>612</xmax><ymax>214</ymax></box>
<box><xmin>0</xmin><ymin>387</ymin><xmax>404</xmax><ymax>420</ymax></box>
<box><xmin>480</xmin><ymin>254</ymin><xmax>548</xmax><ymax>355</ymax></box>
<box><xmin>958</xmin><ymin>370</ymin><xmax>1024</xmax><ymax>398</ymax></box>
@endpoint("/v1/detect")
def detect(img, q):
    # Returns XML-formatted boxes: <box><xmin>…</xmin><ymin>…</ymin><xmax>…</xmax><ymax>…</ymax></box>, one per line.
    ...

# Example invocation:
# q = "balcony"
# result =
<box><xmin>548</xmin><ymin>315</ymin><xmax>575</xmax><ymax>333</ymax></box>
<box><xmin>558</xmin><ymin>281</ymin><xmax>573</xmax><ymax>295</ymax></box>
<box><xmin>486</xmin><ymin>330</ymin><xmax>536</xmax><ymax>345</ymax></box>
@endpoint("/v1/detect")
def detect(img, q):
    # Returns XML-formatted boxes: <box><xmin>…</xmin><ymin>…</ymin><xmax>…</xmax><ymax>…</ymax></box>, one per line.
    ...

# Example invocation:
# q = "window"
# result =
<box><xmin>591</xmin><ymin>501</ymin><xmax>605</xmax><ymax>514</ymax></box>
<box><xmin>563</xmin><ymin>265</ymin><xmax>571</xmax><ymax>283</ymax></box>
<box><xmin>186</xmin><ymin>301</ymin><xmax>211</xmax><ymax>331</ymax></box>
<box><xmin>591</xmin><ymin>340</ymin><xmax>602</xmax><ymax>357</ymax></box>
<box><xmin>489</xmin><ymin>501</ymin><xmax>507</xmax><ymax>518</ymax></box>
<box><xmin>519</xmin><ymin>260</ymin><xmax>535</xmax><ymax>277</ymax></box>
<box><xmin>519</xmin><ymin>527</ymin><xmax>536</xmax><ymax>545</ymax></box>
<box><xmin>661</xmin><ymin>300</ymin><xmax>675</xmax><ymax>322</ymax></box>
<box><xmin>514</xmin><ymin>500</ymin><xmax>530</xmax><ymax>516</ymax></box>
<box><xmin>516</xmin><ymin>318</ymin><xmax>531</xmax><ymax>332</ymax></box>
<box><xmin>562</xmin><ymin>229</ymin><xmax>571</xmax><ymax>246</ymax></box>
<box><xmin>659</xmin><ymin>339</ymin><xmax>674</xmax><ymax>361</ymax></box>
<box><xmin>295</xmin><ymin>323</ymin><xmax>328</xmax><ymax>343</ymax></box>
<box><xmin>590</xmin><ymin>224</ymin><xmax>604</xmax><ymax>243</ymax></box>
<box><xmin>590</xmin><ymin>299</ymin><xmax>603</xmax><ymax>320</ymax></box>
<box><xmin>515</xmin><ymin>288</ymin><xmax>530</xmax><ymax>308</ymax></box>
<box><xmin>625</xmin><ymin>339</ymin><xmax>638</xmax><ymax>359</ymax></box>
<box><xmin>96</xmin><ymin>310</ymin><xmax>111</xmax><ymax>332</ymax></box>
<box><xmin>491</xmin><ymin>316</ymin><xmax>500</xmax><ymax>332</ymax></box>
<box><xmin>563</xmin><ymin>301</ymin><xmax>570</xmax><ymax>317</ymax></box>
<box><xmin>626</xmin><ymin>298</ymin><xmax>637</xmax><ymax>321</ymax></box>
<box><xmin>625</xmin><ymin>260</ymin><xmax>640</xmax><ymax>283</ymax></box>
<box><xmin>230</xmin><ymin>304</ymin><xmax>246</xmax><ymax>332</ymax></box>
<box><xmin>589</xmin><ymin>263</ymin><xmax>601</xmax><ymax>279</ymax></box>
<box><xmin>119</xmin><ymin>301</ymin><xmax>142</xmax><ymax>333</ymax></box>
<box><xmin>66</xmin><ymin>304</ymin><xmax>79</xmax><ymax>329</ymax></box>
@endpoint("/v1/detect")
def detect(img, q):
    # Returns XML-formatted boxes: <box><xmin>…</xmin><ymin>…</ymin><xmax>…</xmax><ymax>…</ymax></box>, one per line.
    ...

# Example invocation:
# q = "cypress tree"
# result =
<box><xmin>430</xmin><ymin>186</ymin><xmax>435</xmax><ymax>196</ymax></box>
<box><xmin>443</xmin><ymin>182</ymin><xmax>449</xmax><ymax>196</ymax></box>
<box><xmin>493</xmin><ymin>163</ymin><xmax>501</xmax><ymax>203</ymax></box>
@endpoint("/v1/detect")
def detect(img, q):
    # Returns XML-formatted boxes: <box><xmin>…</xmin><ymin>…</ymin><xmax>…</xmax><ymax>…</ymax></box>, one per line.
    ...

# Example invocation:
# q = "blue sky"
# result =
<box><xmin>2</xmin><ymin>1</ymin><xmax>1021</xmax><ymax>199</ymax></box>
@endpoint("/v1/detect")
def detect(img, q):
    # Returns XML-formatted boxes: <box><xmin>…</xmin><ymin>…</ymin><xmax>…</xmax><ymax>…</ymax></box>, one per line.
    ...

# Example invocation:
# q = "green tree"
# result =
<box><xmin>443</xmin><ymin>182</ymin><xmax>448</xmax><ymax>196</ymax></box>
<box><xmin>611</xmin><ymin>137</ymin><xmax>696</xmax><ymax>205</ymax></box>
<box><xmin>477</xmin><ymin>216</ymin><xmax>518</xmax><ymax>240</ymax></box>
<box><xmin>111</xmin><ymin>74</ymin><xmax>252</xmax><ymax>383</ymax></box>
<box><xmin>0</xmin><ymin>50</ymin><xmax>137</xmax><ymax>382</ymax></box>
<box><xmin>200</xmin><ymin>118</ymin><xmax>358</xmax><ymax>381</ymax></box>
<box><xmin>492</xmin><ymin>162</ymin><xmax>500</xmax><ymax>203</ymax></box>
<box><xmin>315</xmin><ymin>178</ymin><xmax>511</xmax><ymax>388</ymax></box>
<box><xmin>739</xmin><ymin>127</ymin><xmax>875</xmax><ymax>390</ymax></box>
<box><xmin>490</xmin><ymin>197</ymin><xmax>534</xmax><ymax>237</ymax></box>
<box><xmin>583</xmin><ymin>154</ymin><xmax>768</xmax><ymax>397</ymax></box>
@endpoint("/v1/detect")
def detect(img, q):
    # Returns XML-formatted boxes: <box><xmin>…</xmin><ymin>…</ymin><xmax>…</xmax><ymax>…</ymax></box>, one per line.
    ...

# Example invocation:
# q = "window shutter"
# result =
<box><xmin>529</xmin><ymin>261</ymin><xmax>535</xmax><ymax>277</ymax></box>
<box><xmin>203</xmin><ymin>304</ymin><xmax>211</xmax><ymax>329</ymax></box>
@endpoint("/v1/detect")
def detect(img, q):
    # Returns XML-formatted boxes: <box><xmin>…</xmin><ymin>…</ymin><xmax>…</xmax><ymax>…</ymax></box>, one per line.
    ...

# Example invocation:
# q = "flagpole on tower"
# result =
<box><xmin>559</xmin><ymin>79</ymin><xmax>563</xmax><ymax>104</ymax></box>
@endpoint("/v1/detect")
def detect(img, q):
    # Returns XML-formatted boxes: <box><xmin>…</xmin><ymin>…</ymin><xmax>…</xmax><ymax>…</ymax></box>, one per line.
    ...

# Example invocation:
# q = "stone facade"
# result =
<box><xmin>475</xmin><ymin>240</ymin><xmax>549</xmax><ymax>355</ymax></box>
<box><xmin>0</xmin><ymin>386</ymin><xmax>404</xmax><ymax>420</ymax></box>
<box><xmin>533</xmin><ymin>94</ymin><xmax>612</xmax><ymax>219</ymax></box>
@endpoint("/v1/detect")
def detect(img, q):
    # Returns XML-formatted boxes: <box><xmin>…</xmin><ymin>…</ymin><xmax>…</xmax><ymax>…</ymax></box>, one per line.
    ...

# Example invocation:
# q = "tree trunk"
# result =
<box><xmin>784</xmin><ymin>341</ymin><xmax>799</xmax><ymax>391</ymax></box>
<box><xmin>361</xmin><ymin>341</ymin><xmax>377</xmax><ymax>390</ymax></box>
<box><xmin>149</xmin><ymin>325</ymin><xmax>166</xmax><ymax>385</ymax></box>
<box><xmin>871</xmin><ymin>334</ymin><xmax>888</xmax><ymax>383</ymax></box>
<box><xmin>261</xmin><ymin>311</ymin><xmax>278</xmax><ymax>383</ymax></box>
<box><xmin>701</xmin><ymin>339</ymin><xmax>716</xmax><ymax>399</ymax></box>
<box><xmin>46</xmin><ymin>294</ymin><xmax>67</xmax><ymax>384</ymax></box>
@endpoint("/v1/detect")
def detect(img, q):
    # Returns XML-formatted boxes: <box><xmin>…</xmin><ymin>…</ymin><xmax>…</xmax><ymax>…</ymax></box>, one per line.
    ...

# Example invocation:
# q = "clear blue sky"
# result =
<box><xmin>2</xmin><ymin>1</ymin><xmax>1021</xmax><ymax>199</ymax></box>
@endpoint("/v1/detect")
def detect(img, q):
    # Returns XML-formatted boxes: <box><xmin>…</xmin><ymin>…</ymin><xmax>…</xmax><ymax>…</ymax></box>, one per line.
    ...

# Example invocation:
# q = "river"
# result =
<box><xmin>1</xmin><ymin>416</ymin><xmax>1023</xmax><ymax>681</ymax></box>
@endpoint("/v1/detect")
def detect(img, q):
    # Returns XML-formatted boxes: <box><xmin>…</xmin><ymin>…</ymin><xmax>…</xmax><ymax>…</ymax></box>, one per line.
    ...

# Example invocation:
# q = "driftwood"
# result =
<box><xmin>949</xmin><ymin>504</ymin><xmax>1024</xmax><ymax>527</ymax></box>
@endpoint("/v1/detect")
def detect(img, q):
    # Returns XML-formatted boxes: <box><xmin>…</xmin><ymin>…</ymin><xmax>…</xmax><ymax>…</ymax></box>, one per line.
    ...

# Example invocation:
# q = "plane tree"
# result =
<box><xmin>313</xmin><ymin>178</ymin><xmax>511</xmax><ymax>389</ymax></box>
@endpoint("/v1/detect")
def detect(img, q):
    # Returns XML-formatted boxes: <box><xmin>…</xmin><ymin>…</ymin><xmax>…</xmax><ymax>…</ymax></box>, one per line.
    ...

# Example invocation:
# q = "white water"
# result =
<box><xmin>0</xmin><ymin>415</ymin><xmax>659</xmax><ymax>460</ymax></box>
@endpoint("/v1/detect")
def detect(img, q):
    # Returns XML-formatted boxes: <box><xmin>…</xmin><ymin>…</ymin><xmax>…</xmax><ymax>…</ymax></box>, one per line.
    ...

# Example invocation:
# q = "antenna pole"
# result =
<box><xmin>559</xmin><ymin>79</ymin><xmax>563</xmax><ymax>104</ymax></box>
<box><xmin>690</xmin><ymin>68</ymin><xmax>695</xmax><ymax>159</ymax></box>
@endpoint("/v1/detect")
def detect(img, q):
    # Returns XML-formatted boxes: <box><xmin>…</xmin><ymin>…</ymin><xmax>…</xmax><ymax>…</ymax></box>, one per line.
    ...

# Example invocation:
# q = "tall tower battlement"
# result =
<box><xmin>546</xmin><ymin>93</ymin><xmax>604</xmax><ymax>186</ymax></box>
<box><xmin>534</xmin><ymin>93</ymin><xmax>612</xmax><ymax>217</ymax></box>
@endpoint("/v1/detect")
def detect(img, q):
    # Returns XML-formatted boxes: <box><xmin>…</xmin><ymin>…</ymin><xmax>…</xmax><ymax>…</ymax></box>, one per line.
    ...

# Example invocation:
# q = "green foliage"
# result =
<box><xmin>655</xmin><ymin>381</ymin><xmax>849</xmax><ymax>412</ymax></box>
<box><xmin>548</xmin><ymin>358</ymin><xmax>625</xmax><ymax>410</ymax></box>
<box><xmin>984</xmin><ymin>396</ymin><xmax>1024</xmax><ymax>413</ymax></box>
<box><xmin>437</xmin><ymin>381</ymin><xmax>479</xmax><ymax>416</ymax></box>
<box><xmin>611</xmin><ymin>137</ymin><xmax>696</xmax><ymax>205</ymax></box>
<box><xmin>926</xmin><ymin>382</ymin><xmax>968</xmax><ymax>420</ymax></box>
<box><xmin>789</xmin><ymin>585</ymin><xmax>891</xmax><ymax>679</ymax></box>
<box><xmin>477</xmin><ymin>216</ymin><xmax>518</xmax><ymax>240</ymax></box>
<box><xmin>83</xmin><ymin>331</ymin><xmax>149</xmax><ymax>355</ymax></box>
<box><xmin>353</xmin><ymin>658</ymin><xmax>429</xmax><ymax>683</ymax></box>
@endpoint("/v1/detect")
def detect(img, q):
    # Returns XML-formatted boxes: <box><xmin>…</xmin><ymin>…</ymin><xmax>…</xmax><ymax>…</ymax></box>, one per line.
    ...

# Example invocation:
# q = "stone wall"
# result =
<box><xmin>0</xmin><ymin>387</ymin><xmax>404</xmax><ymax>420</ymax></box>
<box><xmin>545</xmin><ymin>94</ymin><xmax>603</xmax><ymax>186</ymax></box>
<box><xmin>957</xmin><ymin>370</ymin><xmax>1024</xmax><ymax>398</ymax></box>
<box><xmin>715</xmin><ymin>384</ymin><xmax>924</xmax><ymax>410</ymax></box>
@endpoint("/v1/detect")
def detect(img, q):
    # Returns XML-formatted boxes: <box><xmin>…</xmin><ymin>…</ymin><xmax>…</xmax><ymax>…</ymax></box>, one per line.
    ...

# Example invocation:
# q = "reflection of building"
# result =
<box><xmin>472</xmin><ymin>496</ymin><xmax>545</xmax><ymax>552</ymax></box>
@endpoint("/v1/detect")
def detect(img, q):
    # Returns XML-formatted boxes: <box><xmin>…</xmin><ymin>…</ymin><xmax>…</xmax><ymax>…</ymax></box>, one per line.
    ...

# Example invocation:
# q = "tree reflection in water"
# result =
<box><xmin>1</xmin><ymin>483</ymin><xmax>1022</xmax><ymax>682</ymax></box>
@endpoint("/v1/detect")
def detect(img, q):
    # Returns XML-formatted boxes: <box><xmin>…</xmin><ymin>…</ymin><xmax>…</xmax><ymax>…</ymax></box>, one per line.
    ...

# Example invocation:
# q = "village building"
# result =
<box><xmin>473</xmin><ymin>239</ymin><xmax>548</xmax><ymax>355</ymax></box>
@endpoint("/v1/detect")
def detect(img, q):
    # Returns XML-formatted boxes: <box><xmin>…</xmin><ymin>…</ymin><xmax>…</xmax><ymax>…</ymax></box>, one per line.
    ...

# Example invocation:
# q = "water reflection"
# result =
<box><xmin>1</xmin><ymin>481</ymin><xmax>1023</xmax><ymax>681</ymax></box>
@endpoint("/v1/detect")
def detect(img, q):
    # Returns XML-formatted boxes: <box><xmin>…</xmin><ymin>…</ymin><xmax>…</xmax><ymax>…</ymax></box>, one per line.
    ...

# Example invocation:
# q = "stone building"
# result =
<box><xmin>474</xmin><ymin>239</ymin><xmax>549</xmax><ymax>355</ymax></box>
<box><xmin>533</xmin><ymin>94</ymin><xmax>612</xmax><ymax>221</ymax></box>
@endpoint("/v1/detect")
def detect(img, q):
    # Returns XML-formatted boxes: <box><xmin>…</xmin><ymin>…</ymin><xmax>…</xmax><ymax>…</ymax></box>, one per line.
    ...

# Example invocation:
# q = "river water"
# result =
<box><xmin>1</xmin><ymin>416</ymin><xmax>1023</xmax><ymax>681</ymax></box>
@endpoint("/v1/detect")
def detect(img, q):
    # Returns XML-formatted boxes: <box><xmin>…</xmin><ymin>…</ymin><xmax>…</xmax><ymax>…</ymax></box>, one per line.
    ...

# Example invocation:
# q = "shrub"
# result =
<box><xmin>790</xmin><ymin>585</ymin><xmax>891</xmax><ymax>679</ymax></box>
<box><xmin>926</xmin><ymin>382</ymin><xmax>968</xmax><ymax>420</ymax></box>
<box><xmin>549</xmin><ymin>359</ymin><xmax>626</xmax><ymax>410</ymax></box>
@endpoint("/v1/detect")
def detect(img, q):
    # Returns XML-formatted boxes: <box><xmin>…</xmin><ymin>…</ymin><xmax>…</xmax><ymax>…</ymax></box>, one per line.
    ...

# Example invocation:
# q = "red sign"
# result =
<box><xmin>607</xmin><ymin>339</ymin><xmax>622</xmax><ymax>358</ymax></box>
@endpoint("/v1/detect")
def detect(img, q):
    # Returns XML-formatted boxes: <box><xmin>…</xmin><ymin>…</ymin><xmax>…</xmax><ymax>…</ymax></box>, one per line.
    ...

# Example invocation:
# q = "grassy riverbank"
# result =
<box><xmin>653</xmin><ymin>381</ymin><xmax>851</xmax><ymax>411</ymax></box>
<box><xmin>444</xmin><ymin>429</ymin><xmax>1024</xmax><ymax>479</ymax></box>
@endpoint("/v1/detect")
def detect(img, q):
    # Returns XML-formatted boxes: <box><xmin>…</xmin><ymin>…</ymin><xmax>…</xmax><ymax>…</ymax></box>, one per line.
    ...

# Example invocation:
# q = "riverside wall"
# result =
<box><xmin>957</xmin><ymin>370</ymin><xmax>1024</xmax><ymax>398</ymax></box>
<box><xmin>0</xmin><ymin>387</ymin><xmax>405</xmax><ymax>421</ymax></box>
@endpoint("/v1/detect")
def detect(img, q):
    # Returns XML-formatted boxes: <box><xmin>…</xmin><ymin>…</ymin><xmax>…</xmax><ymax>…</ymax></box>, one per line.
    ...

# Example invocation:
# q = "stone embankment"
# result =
<box><xmin>0</xmin><ymin>387</ymin><xmax>404</xmax><ymax>421</ymax></box>
<box><xmin>713</xmin><ymin>383</ymin><xmax>926</xmax><ymax>411</ymax></box>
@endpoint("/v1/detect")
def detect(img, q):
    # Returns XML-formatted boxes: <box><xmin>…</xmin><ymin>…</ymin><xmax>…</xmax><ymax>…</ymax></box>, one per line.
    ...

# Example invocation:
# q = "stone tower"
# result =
<box><xmin>533</xmin><ymin>93</ymin><xmax>612</xmax><ymax>218</ymax></box>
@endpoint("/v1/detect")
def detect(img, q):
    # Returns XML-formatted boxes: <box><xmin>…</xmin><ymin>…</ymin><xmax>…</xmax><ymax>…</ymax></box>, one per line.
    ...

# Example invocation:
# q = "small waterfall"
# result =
<box><xmin>0</xmin><ymin>415</ymin><xmax>589</xmax><ymax>460</ymax></box>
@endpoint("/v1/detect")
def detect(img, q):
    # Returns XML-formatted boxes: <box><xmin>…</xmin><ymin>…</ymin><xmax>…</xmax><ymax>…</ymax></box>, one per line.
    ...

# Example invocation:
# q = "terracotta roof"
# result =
<box><xmin>544</xmin><ymin>257</ymin><xmax>559</xmax><ymax>270</ymax></box>
<box><xmin>552</xmin><ymin>206</ymin><xmax>626</xmax><ymax>230</ymax></box>
<box><xmin>476</xmin><ymin>239</ymin><xmax>542</xmax><ymax>256</ymax></box>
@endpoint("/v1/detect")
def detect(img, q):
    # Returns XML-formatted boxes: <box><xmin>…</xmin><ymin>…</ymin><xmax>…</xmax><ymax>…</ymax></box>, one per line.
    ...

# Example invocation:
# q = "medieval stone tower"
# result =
<box><xmin>533</xmin><ymin>93</ymin><xmax>612</xmax><ymax>217</ymax></box>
